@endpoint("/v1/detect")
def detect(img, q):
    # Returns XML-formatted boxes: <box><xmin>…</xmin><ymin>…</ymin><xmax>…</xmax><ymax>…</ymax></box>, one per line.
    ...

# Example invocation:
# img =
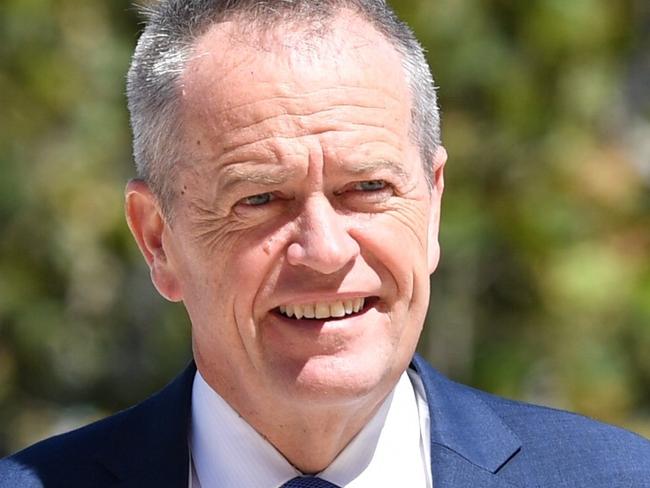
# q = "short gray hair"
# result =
<box><xmin>127</xmin><ymin>0</ymin><xmax>441</xmax><ymax>214</ymax></box>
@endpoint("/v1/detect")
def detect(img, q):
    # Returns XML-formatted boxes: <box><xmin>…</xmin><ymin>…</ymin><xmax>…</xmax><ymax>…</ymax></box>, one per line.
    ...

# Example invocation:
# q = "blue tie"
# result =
<box><xmin>281</xmin><ymin>476</ymin><xmax>342</xmax><ymax>488</ymax></box>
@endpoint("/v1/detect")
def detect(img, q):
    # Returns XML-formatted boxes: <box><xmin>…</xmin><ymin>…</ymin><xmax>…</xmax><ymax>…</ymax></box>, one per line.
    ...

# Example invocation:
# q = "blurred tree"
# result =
<box><xmin>0</xmin><ymin>0</ymin><xmax>648</xmax><ymax>456</ymax></box>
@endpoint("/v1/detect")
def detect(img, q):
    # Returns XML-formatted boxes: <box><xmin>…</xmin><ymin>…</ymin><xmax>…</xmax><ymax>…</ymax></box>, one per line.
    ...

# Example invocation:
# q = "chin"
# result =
<box><xmin>271</xmin><ymin>351</ymin><xmax>400</xmax><ymax>405</ymax></box>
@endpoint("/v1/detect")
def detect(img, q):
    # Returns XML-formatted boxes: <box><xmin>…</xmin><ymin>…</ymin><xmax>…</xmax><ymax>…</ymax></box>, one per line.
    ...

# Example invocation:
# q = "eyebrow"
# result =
<box><xmin>345</xmin><ymin>159</ymin><xmax>410</xmax><ymax>180</ymax></box>
<box><xmin>218</xmin><ymin>165</ymin><xmax>295</xmax><ymax>192</ymax></box>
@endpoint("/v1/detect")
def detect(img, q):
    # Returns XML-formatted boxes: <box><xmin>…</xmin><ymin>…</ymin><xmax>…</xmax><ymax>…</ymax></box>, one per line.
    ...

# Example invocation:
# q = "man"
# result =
<box><xmin>1</xmin><ymin>0</ymin><xmax>649</xmax><ymax>487</ymax></box>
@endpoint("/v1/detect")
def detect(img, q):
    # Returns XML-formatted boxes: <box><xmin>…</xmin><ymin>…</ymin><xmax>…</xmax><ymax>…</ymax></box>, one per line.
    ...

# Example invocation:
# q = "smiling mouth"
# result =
<box><xmin>275</xmin><ymin>297</ymin><xmax>377</xmax><ymax>320</ymax></box>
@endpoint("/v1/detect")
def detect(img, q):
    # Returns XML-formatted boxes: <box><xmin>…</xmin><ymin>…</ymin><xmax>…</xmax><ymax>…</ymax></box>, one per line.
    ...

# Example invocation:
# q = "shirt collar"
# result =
<box><xmin>190</xmin><ymin>370</ymin><xmax>429</xmax><ymax>488</ymax></box>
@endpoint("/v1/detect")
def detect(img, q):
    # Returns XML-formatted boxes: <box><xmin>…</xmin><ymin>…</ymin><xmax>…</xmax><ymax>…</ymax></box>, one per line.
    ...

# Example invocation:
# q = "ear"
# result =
<box><xmin>427</xmin><ymin>146</ymin><xmax>447</xmax><ymax>274</ymax></box>
<box><xmin>124</xmin><ymin>179</ymin><xmax>183</xmax><ymax>302</ymax></box>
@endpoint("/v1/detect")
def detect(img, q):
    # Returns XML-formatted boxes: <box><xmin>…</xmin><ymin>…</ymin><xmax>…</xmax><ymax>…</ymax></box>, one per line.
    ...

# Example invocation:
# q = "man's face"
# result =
<box><xmin>141</xmin><ymin>16</ymin><xmax>444</xmax><ymax>410</ymax></box>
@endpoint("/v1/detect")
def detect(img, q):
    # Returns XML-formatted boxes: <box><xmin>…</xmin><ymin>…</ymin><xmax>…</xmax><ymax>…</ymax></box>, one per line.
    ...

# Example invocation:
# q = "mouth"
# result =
<box><xmin>274</xmin><ymin>297</ymin><xmax>378</xmax><ymax>321</ymax></box>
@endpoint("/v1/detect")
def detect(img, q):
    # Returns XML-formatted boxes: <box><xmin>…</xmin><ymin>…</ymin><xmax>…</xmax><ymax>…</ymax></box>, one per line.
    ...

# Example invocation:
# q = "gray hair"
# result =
<box><xmin>127</xmin><ymin>0</ymin><xmax>441</xmax><ymax>215</ymax></box>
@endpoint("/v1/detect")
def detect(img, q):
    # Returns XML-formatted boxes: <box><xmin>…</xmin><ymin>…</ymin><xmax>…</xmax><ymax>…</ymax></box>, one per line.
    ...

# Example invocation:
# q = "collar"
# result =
<box><xmin>190</xmin><ymin>369</ymin><xmax>429</xmax><ymax>488</ymax></box>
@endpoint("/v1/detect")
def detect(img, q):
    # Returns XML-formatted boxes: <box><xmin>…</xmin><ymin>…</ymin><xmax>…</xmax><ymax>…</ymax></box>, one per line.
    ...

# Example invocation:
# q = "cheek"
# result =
<box><xmin>350</xmin><ymin>209</ymin><xmax>432</xmax><ymax>344</ymax></box>
<box><xmin>227</xmin><ymin>225</ymin><xmax>297</xmax><ymax>316</ymax></box>
<box><xmin>171</xmin><ymin>221</ymin><xmax>255</xmax><ymax>321</ymax></box>
<box><xmin>182</xmin><ymin>234</ymin><xmax>273</xmax><ymax>360</ymax></box>
<box><xmin>352</xmin><ymin>204</ymin><xmax>430</xmax><ymax>287</ymax></box>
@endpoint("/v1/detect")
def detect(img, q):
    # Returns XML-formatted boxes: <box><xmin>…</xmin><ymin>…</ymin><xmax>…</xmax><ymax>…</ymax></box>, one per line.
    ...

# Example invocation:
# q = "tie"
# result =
<box><xmin>281</xmin><ymin>476</ymin><xmax>342</xmax><ymax>488</ymax></box>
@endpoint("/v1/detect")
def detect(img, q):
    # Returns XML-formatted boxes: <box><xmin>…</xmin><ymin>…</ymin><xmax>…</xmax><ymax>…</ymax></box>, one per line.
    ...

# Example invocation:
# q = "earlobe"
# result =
<box><xmin>124</xmin><ymin>179</ymin><xmax>183</xmax><ymax>302</ymax></box>
<box><xmin>427</xmin><ymin>146</ymin><xmax>447</xmax><ymax>274</ymax></box>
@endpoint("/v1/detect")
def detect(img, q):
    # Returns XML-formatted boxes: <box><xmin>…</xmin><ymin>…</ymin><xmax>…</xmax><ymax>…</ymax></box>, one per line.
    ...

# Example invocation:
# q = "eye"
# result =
<box><xmin>336</xmin><ymin>179</ymin><xmax>394</xmax><ymax>208</ymax></box>
<box><xmin>354</xmin><ymin>180</ymin><xmax>388</xmax><ymax>191</ymax></box>
<box><xmin>240</xmin><ymin>192</ymin><xmax>275</xmax><ymax>206</ymax></box>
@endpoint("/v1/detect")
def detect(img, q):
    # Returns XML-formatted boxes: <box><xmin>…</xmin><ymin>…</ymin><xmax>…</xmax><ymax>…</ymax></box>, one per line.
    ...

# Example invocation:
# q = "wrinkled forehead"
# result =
<box><xmin>180</xmin><ymin>12</ymin><xmax>412</xmax><ymax>119</ymax></box>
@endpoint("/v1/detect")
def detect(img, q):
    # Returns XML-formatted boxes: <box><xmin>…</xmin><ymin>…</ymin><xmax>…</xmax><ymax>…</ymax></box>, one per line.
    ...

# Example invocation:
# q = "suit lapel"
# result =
<box><xmin>411</xmin><ymin>355</ymin><xmax>522</xmax><ymax>488</ymax></box>
<box><xmin>97</xmin><ymin>361</ymin><xmax>197</xmax><ymax>488</ymax></box>
<box><xmin>429</xmin><ymin>447</ymin><xmax>520</xmax><ymax>488</ymax></box>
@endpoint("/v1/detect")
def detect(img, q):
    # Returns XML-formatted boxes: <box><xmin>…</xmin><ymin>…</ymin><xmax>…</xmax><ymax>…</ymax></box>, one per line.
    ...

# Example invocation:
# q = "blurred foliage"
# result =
<box><xmin>1</xmin><ymin>0</ymin><xmax>648</xmax><ymax>455</ymax></box>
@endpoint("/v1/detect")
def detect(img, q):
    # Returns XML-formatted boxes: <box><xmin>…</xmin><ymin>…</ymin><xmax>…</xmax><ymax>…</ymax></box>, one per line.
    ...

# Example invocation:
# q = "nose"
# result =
<box><xmin>286</xmin><ymin>195</ymin><xmax>360</xmax><ymax>274</ymax></box>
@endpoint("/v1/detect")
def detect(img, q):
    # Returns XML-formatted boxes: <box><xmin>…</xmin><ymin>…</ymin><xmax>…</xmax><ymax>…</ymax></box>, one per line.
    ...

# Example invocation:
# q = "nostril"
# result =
<box><xmin>286</xmin><ymin>242</ymin><xmax>307</xmax><ymax>266</ymax></box>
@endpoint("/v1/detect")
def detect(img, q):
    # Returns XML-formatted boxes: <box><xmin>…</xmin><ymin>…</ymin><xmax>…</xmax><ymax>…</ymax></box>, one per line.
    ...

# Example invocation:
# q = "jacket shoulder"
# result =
<box><xmin>476</xmin><ymin>386</ymin><xmax>650</xmax><ymax>485</ymax></box>
<box><xmin>0</xmin><ymin>362</ymin><xmax>195</xmax><ymax>488</ymax></box>
<box><xmin>412</xmin><ymin>355</ymin><xmax>650</xmax><ymax>487</ymax></box>
<box><xmin>0</xmin><ymin>410</ymin><xmax>127</xmax><ymax>488</ymax></box>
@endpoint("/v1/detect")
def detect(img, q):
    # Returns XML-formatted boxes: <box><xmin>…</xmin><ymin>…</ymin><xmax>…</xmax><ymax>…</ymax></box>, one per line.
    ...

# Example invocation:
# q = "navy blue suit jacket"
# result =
<box><xmin>2</xmin><ymin>354</ymin><xmax>649</xmax><ymax>487</ymax></box>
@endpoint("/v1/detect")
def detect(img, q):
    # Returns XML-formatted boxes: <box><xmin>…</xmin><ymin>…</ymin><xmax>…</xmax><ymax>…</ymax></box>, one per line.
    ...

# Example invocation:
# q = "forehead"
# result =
<box><xmin>180</xmin><ymin>12</ymin><xmax>413</xmax><ymax>131</ymax></box>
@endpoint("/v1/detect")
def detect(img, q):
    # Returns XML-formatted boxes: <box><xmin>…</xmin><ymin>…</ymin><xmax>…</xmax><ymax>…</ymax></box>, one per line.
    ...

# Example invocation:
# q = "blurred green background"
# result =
<box><xmin>1</xmin><ymin>0</ymin><xmax>649</xmax><ymax>455</ymax></box>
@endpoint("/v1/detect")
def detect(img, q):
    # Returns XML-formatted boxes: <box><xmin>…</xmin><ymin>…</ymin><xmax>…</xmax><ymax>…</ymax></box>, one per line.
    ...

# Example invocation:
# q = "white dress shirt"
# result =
<box><xmin>189</xmin><ymin>368</ymin><xmax>431</xmax><ymax>488</ymax></box>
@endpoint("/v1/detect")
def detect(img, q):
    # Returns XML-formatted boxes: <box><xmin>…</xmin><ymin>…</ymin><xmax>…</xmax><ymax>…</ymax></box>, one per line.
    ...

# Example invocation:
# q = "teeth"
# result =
<box><xmin>303</xmin><ymin>303</ymin><xmax>315</xmax><ymax>318</ymax></box>
<box><xmin>330</xmin><ymin>301</ymin><xmax>346</xmax><ymax>318</ymax></box>
<box><xmin>294</xmin><ymin>306</ymin><xmax>303</xmax><ymax>319</ymax></box>
<box><xmin>279</xmin><ymin>297</ymin><xmax>366</xmax><ymax>319</ymax></box>
<box><xmin>315</xmin><ymin>303</ymin><xmax>330</xmax><ymax>319</ymax></box>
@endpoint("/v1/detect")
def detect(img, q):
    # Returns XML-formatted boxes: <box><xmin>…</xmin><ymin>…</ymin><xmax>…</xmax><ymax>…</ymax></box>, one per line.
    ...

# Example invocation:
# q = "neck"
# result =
<box><xmin>197</xmin><ymin>365</ymin><xmax>397</xmax><ymax>474</ymax></box>
<box><xmin>251</xmin><ymin>395</ymin><xmax>389</xmax><ymax>474</ymax></box>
